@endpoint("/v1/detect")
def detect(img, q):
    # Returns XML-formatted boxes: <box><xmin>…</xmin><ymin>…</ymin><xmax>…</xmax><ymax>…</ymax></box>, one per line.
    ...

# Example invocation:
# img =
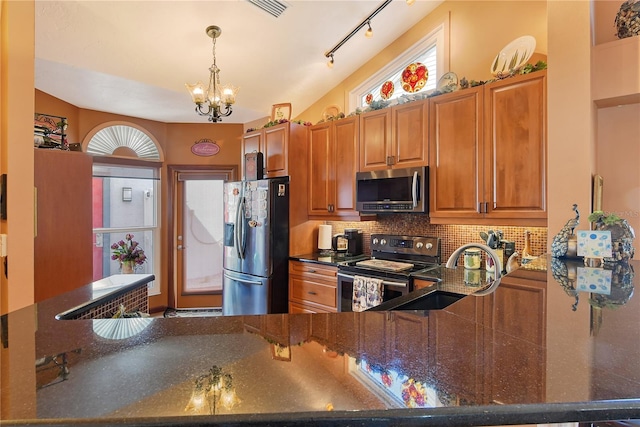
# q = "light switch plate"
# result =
<box><xmin>0</xmin><ymin>234</ymin><xmax>6</xmax><ymax>257</ymax></box>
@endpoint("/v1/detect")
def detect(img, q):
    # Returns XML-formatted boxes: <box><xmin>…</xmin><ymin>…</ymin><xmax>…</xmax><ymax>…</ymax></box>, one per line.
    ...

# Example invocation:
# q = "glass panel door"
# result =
<box><xmin>176</xmin><ymin>177</ymin><xmax>224</xmax><ymax>308</ymax></box>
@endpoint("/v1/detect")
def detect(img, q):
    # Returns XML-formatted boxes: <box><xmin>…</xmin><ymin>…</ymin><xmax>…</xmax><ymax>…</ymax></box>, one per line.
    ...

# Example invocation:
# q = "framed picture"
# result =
<box><xmin>271</xmin><ymin>343</ymin><xmax>291</xmax><ymax>361</ymax></box>
<box><xmin>34</xmin><ymin>113</ymin><xmax>67</xmax><ymax>149</ymax></box>
<box><xmin>270</xmin><ymin>103</ymin><xmax>291</xmax><ymax>121</ymax></box>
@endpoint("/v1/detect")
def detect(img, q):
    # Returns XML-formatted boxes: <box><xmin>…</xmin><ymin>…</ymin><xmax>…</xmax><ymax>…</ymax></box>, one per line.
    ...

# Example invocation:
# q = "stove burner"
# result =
<box><xmin>355</xmin><ymin>259</ymin><xmax>414</xmax><ymax>272</ymax></box>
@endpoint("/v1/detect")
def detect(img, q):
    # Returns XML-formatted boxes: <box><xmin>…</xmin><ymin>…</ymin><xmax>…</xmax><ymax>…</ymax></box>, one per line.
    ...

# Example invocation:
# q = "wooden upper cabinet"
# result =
<box><xmin>484</xmin><ymin>71</ymin><xmax>547</xmax><ymax>222</ymax></box>
<box><xmin>391</xmin><ymin>100</ymin><xmax>429</xmax><ymax>169</ymax></box>
<box><xmin>241</xmin><ymin>122</ymin><xmax>308</xmax><ymax>179</ymax></box>
<box><xmin>241</xmin><ymin>131</ymin><xmax>261</xmax><ymax>178</ymax></box>
<box><xmin>429</xmin><ymin>86</ymin><xmax>484</xmax><ymax>220</ymax></box>
<box><xmin>429</xmin><ymin>71</ymin><xmax>547</xmax><ymax>225</ymax></box>
<box><xmin>264</xmin><ymin>125</ymin><xmax>288</xmax><ymax>177</ymax></box>
<box><xmin>308</xmin><ymin>116</ymin><xmax>360</xmax><ymax>219</ymax></box>
<box><xmin>359</xmin><ymin>100</ymin><xmax>429</xmax><ymax>172</ymax></box>
<box><xmin>359</xmin><ymin>109</ymin><xmax>391</xmax><ymax>171</ymax></box>
<box><xmin>308</xmin><ymin>122</ymin><xmax>331</xmax><ymax>216</ymax></box>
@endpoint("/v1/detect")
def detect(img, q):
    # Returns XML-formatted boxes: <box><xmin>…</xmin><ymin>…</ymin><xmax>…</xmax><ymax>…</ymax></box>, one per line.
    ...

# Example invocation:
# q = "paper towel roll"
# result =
<box><xmin>318</xmin><ymin>225</ymin><xmax>332</xmax><ymax>250</ymax></box>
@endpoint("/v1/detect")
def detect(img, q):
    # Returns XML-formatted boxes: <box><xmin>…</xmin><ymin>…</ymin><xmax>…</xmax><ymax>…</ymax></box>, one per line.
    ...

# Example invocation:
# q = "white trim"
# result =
<box><xmin>348</xmin><ymin>20</ymin><xmax>449</xmax><ymax>112</ymax></box>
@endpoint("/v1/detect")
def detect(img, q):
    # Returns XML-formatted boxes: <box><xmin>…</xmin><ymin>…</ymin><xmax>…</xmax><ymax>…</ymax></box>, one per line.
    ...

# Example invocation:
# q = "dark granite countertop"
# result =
<box><xmin>1</xmin><ymin>257</ymin><xmax>639</xmax><ymax>426</ymax></box>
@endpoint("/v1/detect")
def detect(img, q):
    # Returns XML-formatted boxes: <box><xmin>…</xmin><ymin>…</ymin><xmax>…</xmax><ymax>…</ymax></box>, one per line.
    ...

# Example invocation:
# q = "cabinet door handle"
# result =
<box><xmin>307</xmin><ymin>269</ymin><xmax>316</xmax><ymax>273</ymax></box>
<box><xmin>308</xmin><ymin>291</ymin><xmax>317</xmax><ymax>295</ymax></box>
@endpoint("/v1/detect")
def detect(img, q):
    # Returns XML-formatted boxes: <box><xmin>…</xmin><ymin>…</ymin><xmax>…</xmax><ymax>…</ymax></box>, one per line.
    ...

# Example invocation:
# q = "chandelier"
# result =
<box><xmin>185</xmin><ymin>25</ymin><xmax>238</xmax><ymax>122</ymax></box>
<box><xmin>184</xmin><ymin>365</ymin><xmax>240</xmax><ymax>415</ymax></box>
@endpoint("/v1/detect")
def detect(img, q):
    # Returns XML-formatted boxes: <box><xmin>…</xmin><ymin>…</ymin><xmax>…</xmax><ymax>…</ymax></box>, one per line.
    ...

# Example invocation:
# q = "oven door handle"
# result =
<box><xmin>337</xmin><ymin>272</ymin><xmax>407</xmax><ymax>288</ymax></box>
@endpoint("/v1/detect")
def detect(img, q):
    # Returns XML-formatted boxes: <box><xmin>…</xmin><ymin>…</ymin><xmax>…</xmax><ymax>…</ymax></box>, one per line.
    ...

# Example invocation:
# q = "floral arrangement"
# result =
<box><xmin>246</xmin><ymin>118</ymin><xmax>312</xmax><ymax>133</ymax></box>
<box><xmin>587</xmin><ymin>210</ymin><xmax>623</xmax><ymax>226</ymax></box>
<box><xmin>111</xmin><ymin>234</ymin><xmax>147</xmax><ymax>266</ymax></box>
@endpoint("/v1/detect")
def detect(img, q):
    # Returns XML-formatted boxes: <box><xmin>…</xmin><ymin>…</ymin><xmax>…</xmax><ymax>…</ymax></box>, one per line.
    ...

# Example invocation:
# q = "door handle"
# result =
<box><xmin>223</xmin><ymin>273</ymin><xmax>263</xmax><ymax>286</ymax></box>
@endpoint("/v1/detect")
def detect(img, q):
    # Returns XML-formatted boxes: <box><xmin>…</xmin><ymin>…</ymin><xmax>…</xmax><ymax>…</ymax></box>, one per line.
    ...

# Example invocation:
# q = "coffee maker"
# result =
<box><xmin>332</xmin><ymin>228</ymin><xmax>364</xmax><ymax>257</ymax></box>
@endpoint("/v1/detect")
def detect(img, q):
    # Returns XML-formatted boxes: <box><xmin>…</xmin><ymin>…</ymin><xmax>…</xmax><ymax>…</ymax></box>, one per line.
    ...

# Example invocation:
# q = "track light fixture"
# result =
<box><xmin>406</xmin><ymin>0</ymin><xmax>416</xmax><ymax>5</ymax></box>
<box><xmin>324</xmin><ymin>0</ymin><xmax>392</xmax><ymax>65</ymax></box>
<box><xmin>327</xmin><ymin>53</ymin><xmax>334</xmax><ymax>68</ymax></box>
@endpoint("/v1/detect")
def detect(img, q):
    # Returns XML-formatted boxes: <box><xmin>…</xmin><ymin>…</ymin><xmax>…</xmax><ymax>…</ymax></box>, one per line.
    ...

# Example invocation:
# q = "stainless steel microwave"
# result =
<box><xmin>355</xmin><ymin>166</ymin><xmax>428</xmax><ymax>214</ymax></box>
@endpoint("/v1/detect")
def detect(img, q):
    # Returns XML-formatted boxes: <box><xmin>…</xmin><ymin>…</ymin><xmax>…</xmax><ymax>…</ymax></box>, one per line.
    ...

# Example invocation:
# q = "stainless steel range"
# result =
<box><xmin>336</xmin><ymin>234</ymin><xmax>442</xmax><ymax>311</ymax></box>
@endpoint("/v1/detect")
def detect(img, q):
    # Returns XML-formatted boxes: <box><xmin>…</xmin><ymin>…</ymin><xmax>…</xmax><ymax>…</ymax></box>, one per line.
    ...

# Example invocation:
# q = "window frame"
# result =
<box><xmin>92</xmin><ymin>162</ymin><xmax>162</xmax><ymax>296</ymax></box>
<box><xmin>348</xmin><ymin>22</ymin><xmax>449</xmax><ymax>112</ymax></box>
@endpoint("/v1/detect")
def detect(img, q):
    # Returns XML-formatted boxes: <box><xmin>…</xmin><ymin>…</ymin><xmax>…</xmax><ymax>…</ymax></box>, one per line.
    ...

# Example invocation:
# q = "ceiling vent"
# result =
<box><xmin>246</xmin><ymin>0</ymin><xmax>288</xmax><ymax>18</ymax></box>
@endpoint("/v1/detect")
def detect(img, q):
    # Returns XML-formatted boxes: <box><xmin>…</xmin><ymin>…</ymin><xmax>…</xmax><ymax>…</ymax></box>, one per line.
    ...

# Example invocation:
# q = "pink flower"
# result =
<box><xmin>111</xmin><ymin>233</ymin><xmax>147</xmax><ymax>268</ymax></box>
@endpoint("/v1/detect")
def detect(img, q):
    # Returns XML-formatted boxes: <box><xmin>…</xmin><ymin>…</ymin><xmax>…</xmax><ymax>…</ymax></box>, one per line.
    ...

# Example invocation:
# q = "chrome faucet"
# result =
<box><xmin>446</xmin><ymin>242</ymin><xmax>503</xmax><ymax>281</ymax></box>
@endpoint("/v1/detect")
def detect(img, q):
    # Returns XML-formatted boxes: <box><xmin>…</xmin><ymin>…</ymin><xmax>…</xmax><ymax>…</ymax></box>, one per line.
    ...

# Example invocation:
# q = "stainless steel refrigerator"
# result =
<box><xmin>222</xmin><ymin>177</ymin><xmax>289</xmax><ymax>315</ymax></box>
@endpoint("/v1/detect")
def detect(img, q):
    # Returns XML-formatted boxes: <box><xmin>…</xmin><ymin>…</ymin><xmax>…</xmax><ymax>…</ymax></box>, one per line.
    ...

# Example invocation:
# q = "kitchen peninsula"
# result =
<box><xmin>1</xmin><ymin>257</ymin><xmax>639</xmax><ymax>426</ymax></box>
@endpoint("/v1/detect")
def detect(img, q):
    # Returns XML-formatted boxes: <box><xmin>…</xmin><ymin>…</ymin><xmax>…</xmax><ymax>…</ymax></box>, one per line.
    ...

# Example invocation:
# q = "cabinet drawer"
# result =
<box><xmin>289</xmin><ymin>261</ymin><xmax>337</xmax><ymax>280</ymax></box>
<box><xmin>290</xmin><ymin>277</ymin><xmax>337</xmax><ymax>308</ymax></box>
<box><xmin>289</xmin><ymin>301</ymin><xmax>332</xmax><ymax>314</ymax></box>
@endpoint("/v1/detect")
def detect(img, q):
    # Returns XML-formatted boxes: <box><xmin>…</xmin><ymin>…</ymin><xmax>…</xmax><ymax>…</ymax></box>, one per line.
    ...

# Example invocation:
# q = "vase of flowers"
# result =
<box><xmin>111</xmin><ymin>234</ymin><xmax>147</xmax><ymax>274</ymax></box>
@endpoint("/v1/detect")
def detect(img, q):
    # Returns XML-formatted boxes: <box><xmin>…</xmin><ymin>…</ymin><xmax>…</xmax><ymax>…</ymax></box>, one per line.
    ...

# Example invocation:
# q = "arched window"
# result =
<box><xmin>85</xmin><ymin>124</ymin><xmax>162</xmax><ymax>160</ymax></box>
<box><xmin>85</xmin><ymin>123</ymin><xmax>162</xmax><ymax>295</ymax></box>
<box><xmin>349</xmin><ymin>22</ymin><xmax>449</xmax><ymax>111</ymax></box>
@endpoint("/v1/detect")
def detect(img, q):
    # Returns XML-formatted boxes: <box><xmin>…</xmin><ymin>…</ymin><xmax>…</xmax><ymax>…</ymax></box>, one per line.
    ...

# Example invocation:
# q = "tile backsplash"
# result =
<box><xmin>326</xmin><ymin>215</ymin><xmax>547</xmax><ymax>263</ymax></box>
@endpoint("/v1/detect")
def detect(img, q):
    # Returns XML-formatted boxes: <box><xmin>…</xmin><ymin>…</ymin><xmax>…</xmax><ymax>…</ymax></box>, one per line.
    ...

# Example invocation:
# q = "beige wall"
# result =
<box><xmin>596</xmin><ymin>103</ymin><xmax>640</xmax><ymax>234</ymax></box>
<box><xmin>297</xmin><ymin>1</ymin><xmax>548</xmax><ymax>124</ymax></box>
<box><xmin>34</xmin><ymin>90</ymin><xmax>243</xmax><ymax>310</ymax></box>
<box><xmin>1</xmin><ymin>0</ymin><xmax>35</xmax><ymax>313</ymax></box>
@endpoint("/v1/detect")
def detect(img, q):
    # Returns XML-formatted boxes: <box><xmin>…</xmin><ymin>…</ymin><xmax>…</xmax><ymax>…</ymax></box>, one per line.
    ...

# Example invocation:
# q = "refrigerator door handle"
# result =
<box><xmin>234</xmin><ymin>193</ymin><xmax>244</xmax><ymax>259</ymax></box>
<box><xmin>239</xmin><ymin>196</ymin><xmax>247</xmax><ymax>259</ymax></box>
<box><xmin>224</xmin><ymin>273</ymin><xmax>263</xmax><ymax>286</ymax></box>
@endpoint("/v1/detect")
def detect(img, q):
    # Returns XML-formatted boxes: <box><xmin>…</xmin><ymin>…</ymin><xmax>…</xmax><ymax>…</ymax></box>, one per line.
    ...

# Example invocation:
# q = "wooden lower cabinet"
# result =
<box><xmin>388</xmin><ymin>312</ymin><xmax>429</xmax><ymax>372</ymax></box>
<box><xmin>430</xmin><ymin>297</ymin><xmax>485</xmax><ymax>403</ymax></box>
<box><xmin>485</xmin><ymin>274</ymin><xmax>546</xmax><ymax>404</ymax></box>
<box><xmin>429</xmin><ymin>273</ymin><xmax>546</xmax><ymax>405</ymax></box>
<box><xmin>288</xmin><ymin>261</ymin><xmax>338</xmax><ymax>313</ymax></box>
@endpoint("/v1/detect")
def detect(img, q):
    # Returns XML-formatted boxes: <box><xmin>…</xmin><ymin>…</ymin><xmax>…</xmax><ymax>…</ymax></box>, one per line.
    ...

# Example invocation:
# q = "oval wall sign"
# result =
<box><xmin>191</xmin><ymin>139</ymin><xmax>220</xmax><ymax>157</ymax></box>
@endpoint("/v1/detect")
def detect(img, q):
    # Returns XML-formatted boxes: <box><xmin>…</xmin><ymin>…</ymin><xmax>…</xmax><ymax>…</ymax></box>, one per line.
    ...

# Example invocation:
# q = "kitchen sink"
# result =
<box><xmin>386</xmin><ymin>290</ymin><xmax>465</xmax><ymax>311</ymax></box>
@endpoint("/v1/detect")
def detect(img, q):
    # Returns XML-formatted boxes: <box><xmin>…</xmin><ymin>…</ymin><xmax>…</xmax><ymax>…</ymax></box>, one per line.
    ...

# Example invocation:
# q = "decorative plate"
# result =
<box><xmin>365</xmin><ymin>93</ymin><xmax>374</xmax><ymax>105</ymax></box>
<box><xmin>401</xmin><ymin>62</ymin><xmax>428</xmax><ymax>93</ymax></box>
<box><xmin>436</xmin><ymin>71</ymin><xmax>459</xmax><ymax>92</ymax></box>
<box><xmin>490</xmin><ymin>35</ymin><xmax>536</xmax><ymax>77</ymax></box>
<box><xmin>321</xmin><ymin>104</ymin><xmax>342</xmax><ymax>121</ymax></box>
<box><xmin>380</xmin><ymin>81</ymin><xmax>395</xmax><ymax>100</ymax></box>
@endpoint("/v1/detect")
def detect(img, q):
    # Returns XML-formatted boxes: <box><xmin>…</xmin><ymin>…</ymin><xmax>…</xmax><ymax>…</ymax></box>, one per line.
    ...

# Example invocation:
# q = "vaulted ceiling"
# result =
<box><xmin>35</xmin><ymin>1</ymin><xmax>441</xmax><ymax>124</ymax></box>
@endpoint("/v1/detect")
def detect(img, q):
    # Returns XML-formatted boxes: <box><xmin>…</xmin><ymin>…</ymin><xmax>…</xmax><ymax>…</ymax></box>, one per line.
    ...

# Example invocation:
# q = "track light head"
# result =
<box><xmin>365</xmin><ymin>22</ymin><xmax>373</xmax><ymax>38</ymax></box>
<box><xmin>327</xmin><ymin>54</ymin><xmax>334</xmax><ymax>68</ymax></box>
